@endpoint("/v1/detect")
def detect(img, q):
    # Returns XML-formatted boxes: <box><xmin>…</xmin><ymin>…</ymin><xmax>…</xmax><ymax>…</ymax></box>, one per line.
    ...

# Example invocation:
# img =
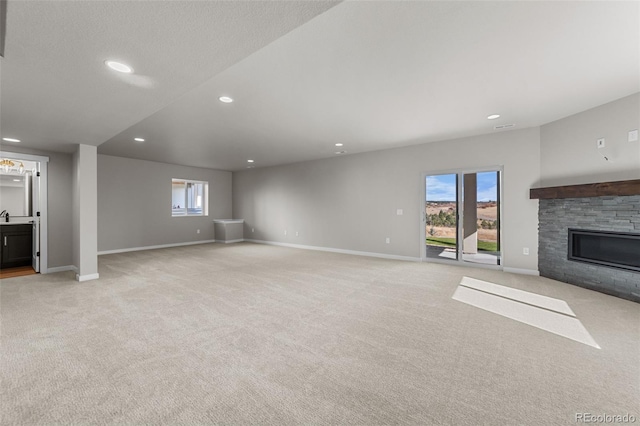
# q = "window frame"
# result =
<box><xmin>171</xmin><ymin>178</ymin><xmax>208</xmax><ymax>217</ymax></box>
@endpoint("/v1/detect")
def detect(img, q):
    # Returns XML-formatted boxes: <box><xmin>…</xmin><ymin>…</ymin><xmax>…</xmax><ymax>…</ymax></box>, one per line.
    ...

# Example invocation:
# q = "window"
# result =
<box><xmin>172</xmin><ymin>179</ymin><xmax>208</xmax><ymax>216</ymax></box>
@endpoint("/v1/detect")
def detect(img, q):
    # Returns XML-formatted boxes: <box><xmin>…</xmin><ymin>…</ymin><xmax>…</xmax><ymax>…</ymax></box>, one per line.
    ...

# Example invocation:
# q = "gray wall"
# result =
<box><xmin>0</xmin><ymin>145</ymin><xmax>73</xmax><ymax>268</ymax></box>
<box><xmin>97</xmin><ymin>155</ymin><xmax>232</xmax><ymax>252</ymax></box>
<box><xmin>47</xmin><ymin>150</ymin><xmax>74</xmax><ymax>269</ymax></box>
<box><xmin>540</xmin><ymin>93</ymin><xmax>640</xmax><ymax>186</ymax></box>
<box><xmin>233</xmin><ymin>127</ymin><xmax>541</xmax><ymax>271</ymax></box>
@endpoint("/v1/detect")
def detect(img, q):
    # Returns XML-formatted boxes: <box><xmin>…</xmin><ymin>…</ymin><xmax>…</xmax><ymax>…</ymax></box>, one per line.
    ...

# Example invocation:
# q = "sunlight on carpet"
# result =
<box><xmin>453</xmin><ymin>277</ymin><xmax>600</xmax><ymax>349</ymax></box>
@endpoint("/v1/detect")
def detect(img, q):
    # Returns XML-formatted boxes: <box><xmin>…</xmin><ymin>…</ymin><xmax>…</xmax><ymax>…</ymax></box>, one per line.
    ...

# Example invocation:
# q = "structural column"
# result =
<box><xmin>72</xmin><ymin>144</ymin><xmax>99</xmax><ymax>281</ymax></box>
<box><xmin>463</xmin><ymin>173</ymin><xmax>478</xmax><ymax>254</ymax></box>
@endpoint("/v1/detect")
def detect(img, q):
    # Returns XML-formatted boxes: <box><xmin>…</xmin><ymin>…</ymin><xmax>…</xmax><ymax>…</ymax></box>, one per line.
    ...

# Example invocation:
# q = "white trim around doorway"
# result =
<box><xmin>0</xmin><ymin>150</ymin><xmax>50</xmax><ymax>274</ymax></box>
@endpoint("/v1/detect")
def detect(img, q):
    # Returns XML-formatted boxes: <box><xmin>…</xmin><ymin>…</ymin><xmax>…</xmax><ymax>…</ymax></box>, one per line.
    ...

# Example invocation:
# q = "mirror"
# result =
<box><xmin>0</xmin><ymin>158</ymin><xmax>37</xmax><ymax>217</ymax></box>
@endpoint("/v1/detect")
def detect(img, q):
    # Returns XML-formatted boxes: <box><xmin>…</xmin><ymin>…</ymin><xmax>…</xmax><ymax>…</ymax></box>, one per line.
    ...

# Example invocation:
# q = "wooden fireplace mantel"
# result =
<box><xmin>530</xmin><ymin>179</ymin><xmax>640</xmax><ymax>200</ymax></box>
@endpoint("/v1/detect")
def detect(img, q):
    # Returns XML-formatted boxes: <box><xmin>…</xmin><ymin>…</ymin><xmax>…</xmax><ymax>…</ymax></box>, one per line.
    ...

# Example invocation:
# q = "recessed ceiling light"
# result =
<box><xmin>134</xmin><ymin>138</ymin><xmax>145</xmax><ymax>142</ymax></box>
<box><xmin>487</xmin><ymin>114</ymin><xmax>500</xmax><ymax>120</ymax></box>
<box><xmin>13</xmin><ymin>179</ymin><xmax>20</xmax><ymax>182</ymax></box>
<box><xmin>219</xmin><ymin>96</ymin><xmax>233</xmax><ymax>103</ymax></box>
<box><xmin>247</xmin><ymin>159</ymin><xmax>254</xmax><ymax>163</ymax></box>
<box><xmin>105</xmin><ymin>60</ymin><xmax>133</xmax><ymax>73</ymax></box>
<box><xmin>335</xmin><ymin>143</ymin><xmax>344</xmax><ymax>147</ymax></box>
<box><xmin>2</xmin><ymin>137</ymin><xmax>21</xmax><ymax>143</ymax></box>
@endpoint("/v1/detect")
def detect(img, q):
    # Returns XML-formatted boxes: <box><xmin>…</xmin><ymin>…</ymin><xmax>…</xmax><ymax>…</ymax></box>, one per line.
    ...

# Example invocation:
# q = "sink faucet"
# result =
<box><xmin>0</xmin><ymin>210</ymin><xmax>8</xmax><ymax>222</ymax></box>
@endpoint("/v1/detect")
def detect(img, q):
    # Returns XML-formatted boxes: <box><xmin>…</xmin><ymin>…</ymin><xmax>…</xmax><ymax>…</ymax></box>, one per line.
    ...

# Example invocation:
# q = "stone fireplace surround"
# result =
<box><xmin>532</xmin><ymin>180</ymin><xmax>640</xmax><ymax>303</ymax></box>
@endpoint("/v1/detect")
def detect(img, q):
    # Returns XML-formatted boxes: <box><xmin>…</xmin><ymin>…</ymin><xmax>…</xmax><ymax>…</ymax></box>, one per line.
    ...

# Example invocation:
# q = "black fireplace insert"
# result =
<box><xmin>568</xmin><ymin>229</ymin><xmax>640</xmax><ymax>273</ymax></box>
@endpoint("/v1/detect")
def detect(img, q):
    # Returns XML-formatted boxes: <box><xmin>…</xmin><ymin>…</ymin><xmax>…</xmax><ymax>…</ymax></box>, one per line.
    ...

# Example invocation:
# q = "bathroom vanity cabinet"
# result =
<box><xmin>1</xmin><ymin>224</ymin><xmax>33</xmax><ymax>269</ymax></box>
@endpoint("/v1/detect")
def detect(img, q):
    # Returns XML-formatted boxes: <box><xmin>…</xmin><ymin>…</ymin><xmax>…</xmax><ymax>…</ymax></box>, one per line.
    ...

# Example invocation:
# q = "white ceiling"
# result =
<box><xmin>0</xmin><ymin>0</ymin><xmax>339</xmax><ymax>151</ymax></box>
<box><xmin>2</xmin><ymin>1</ymin><xmax>639</xmax><ymax>172</ymax></box>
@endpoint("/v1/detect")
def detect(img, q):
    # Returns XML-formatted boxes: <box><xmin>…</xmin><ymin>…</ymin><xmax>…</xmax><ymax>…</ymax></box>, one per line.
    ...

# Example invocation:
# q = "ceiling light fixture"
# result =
<box><xmin>247</xmin><ymin>159</ymin><xmax>254</xmax><ymax>163</ymax></box>
<box><xmin>487</xmin><ymin>114</ymin><xmax>500</xmax><ymax>120</ymax></box>
<box><xmin>219</xmin><ymin>96</ymin><xmax>233</xmax><ymax>103</ymax></box>
<box><xmin>105</xmin><ymin>60</ymin><xmax>133</xmax><ymax>74</ymax></box>
<box><xmin>0</xmin><ymin>159</ymin><xmax>25</xmax><ymax>174</ymax></box>
<box><xmin>134</xmin><ymin>138</ymin><xmax>145</xmax><ymax>142</ymax></box>
<box><xmin>335</xmin><ymin>143</ymin><xmax>344</xmax><ymax>147</ymax></box>
<box><xmin>13</xmin><ymin>179</ymin><xmax>20</xmax><ymax>182</ymax></box>
<box><xmin>2</xmin><ymin>137</ymin><xmax>21</xmax><ymax>143</ymax></box>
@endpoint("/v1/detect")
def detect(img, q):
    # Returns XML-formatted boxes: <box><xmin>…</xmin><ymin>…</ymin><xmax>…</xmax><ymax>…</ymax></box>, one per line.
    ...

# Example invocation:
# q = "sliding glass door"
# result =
<box><xmin>425</xmin><ymin>173</ymin><xmax>459</xmax><ymax>261</ymax></box>
<box><xmin>425</xmin><ymin>169</ymin><xmax>501</xmax><ymax>267</ymax></box>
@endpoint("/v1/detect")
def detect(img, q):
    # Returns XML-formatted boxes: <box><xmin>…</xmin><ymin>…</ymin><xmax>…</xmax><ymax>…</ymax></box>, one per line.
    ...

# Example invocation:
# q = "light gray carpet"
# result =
<box><xmin>1</xmin><ymin>242</ymin><xmax>639</xmax><ymax>425</ymax></box>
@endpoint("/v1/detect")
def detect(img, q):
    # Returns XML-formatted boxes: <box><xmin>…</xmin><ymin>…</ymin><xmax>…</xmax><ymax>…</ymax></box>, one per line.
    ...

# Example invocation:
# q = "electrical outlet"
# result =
<box><xmin>252</xmin><ymin>228</ymin><xmax>255</xmax><ymax>233</ymax></box>
<box><xmin>295</xmin><ymin>231</ymin><xmax>299</xmax><ymax>237</ymax></box>
<box><xmin>197</xmin><ymin>229</ymin><xmax>200</xmax><ymax>234</ymax></box>
<box><xmin>386</xmin><ymin>237</ymin><xmax>390</xmax><ymax>244</ymax></box>
<box><xmin>523</xmin><ymin>247</ymin><xmax>529</xmax><ymax>255</ymax></box>
<box><xmin>629</xmin><ymin>129</ymin><xmax>639</xmax><ymax>142</ymax></box>
<box><xmin>597</xmin><ymin>138</ymin><xmax>605</xmax><ymax>149</ymax></box>
<box><xmin>284</xmin><ymin>230</ymin><xmax>287</xmax><ymax>236</ymax></box>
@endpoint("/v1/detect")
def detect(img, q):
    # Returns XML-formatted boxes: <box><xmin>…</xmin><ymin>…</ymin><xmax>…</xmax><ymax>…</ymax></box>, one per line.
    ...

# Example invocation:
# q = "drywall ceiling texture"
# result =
<box><xmin>540</xmin><ymin>93</ymin><xmax>640</xmax><ymax>187</ymax></box>
<box><xmin>233</xmin><ymin>127</ymin><xmax>541</xmax><ymax>272</ymax></box>
<box><xmin>0</xmin><ymin>1</ymin><xmax>339</xmax><ymax>152</ymax></box>
<box><xmin>99</xmin><ymin>1</ymin><xmax>639</xmax><ymax>172</ymax></box>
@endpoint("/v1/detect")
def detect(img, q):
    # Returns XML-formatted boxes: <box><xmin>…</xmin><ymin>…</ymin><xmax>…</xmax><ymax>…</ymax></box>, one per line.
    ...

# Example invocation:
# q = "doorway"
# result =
<box><xmin>423</xmin><ymin>168</ymin><xmax>501</xmax><ymax>268</ymax></box>
<box><xmin>0</xmin><ymin>150</ymin><xmax>49</xmax><ymax>275</ymax></box>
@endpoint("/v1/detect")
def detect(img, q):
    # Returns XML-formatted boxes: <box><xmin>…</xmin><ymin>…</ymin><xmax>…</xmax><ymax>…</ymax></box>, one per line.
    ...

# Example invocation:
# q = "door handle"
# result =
<box><xmin>3</xmin><ymin>236</ymin><xmax>6</xmax><ymax>246</ymax></box>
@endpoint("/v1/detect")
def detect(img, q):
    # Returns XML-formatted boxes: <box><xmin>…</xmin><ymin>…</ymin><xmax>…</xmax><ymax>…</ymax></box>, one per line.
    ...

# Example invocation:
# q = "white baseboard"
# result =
<box><xmin>96</xmin><ymin>239</ymin><xmax>539</xmax><ymax>276</ymax></box>
<box><xmin>98</xmin><ymin>239</ymin><xmax>217</xmax><ymax>255</ymax></box>
<box><xmin>503</xmin><ymin>267</ymin><xmax>540</xmax><ymax>276</ymax></box>
<box><xmin>46</xmin><ymin>265</ymin><xmax>76</xmax><ymax>274</ymax></box>
<box><xmin>76</xmin><ymin>273</ymin><xmax>99</xmax><ymax>282</ymax></box>
<box><xmin>245</xmin><ymin>240</ymin><xmax>537</xmax><ymax>273</ymax></box>
<box><xmin>245</xmin><ymin>239</ymin><xmax>422</xmax><ymax>262</ymax></box>
<box><xmin>215</xmin><ymin>239</ymin><xmax>245</xmax><ymax>244</ymax></box>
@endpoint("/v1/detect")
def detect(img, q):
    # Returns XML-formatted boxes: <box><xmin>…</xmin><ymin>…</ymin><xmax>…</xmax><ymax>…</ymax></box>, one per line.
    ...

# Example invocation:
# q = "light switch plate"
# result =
<box><xmin>629</xmin><ymin>129</ymin><xmax>639</xmax><ymax>142</ymax></box>
<box><xmin>597</xmin><ymin>138</ymin><xmax>605</xmax><ymax>148</ymax></box>
<box><xmin>396</xmin><ymin>209</ymin><xmax>403</xmax><ymax>215</ymax></box>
